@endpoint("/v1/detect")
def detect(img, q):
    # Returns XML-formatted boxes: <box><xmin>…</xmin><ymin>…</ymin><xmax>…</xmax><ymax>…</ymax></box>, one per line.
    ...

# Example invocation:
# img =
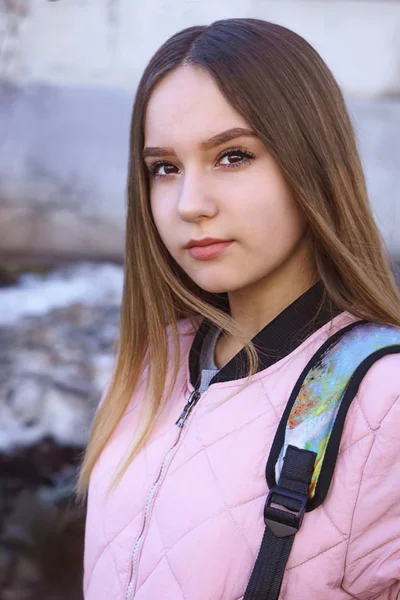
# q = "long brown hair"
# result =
<box><xmin>78</xmin><ymin>18</ymin><xmax>400</xmax><ymax>497</ymax></box>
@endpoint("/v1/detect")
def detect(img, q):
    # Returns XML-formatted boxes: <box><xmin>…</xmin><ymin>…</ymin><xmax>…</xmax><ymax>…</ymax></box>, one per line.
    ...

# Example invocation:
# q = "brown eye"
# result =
<box><xmin>150</xmin><ymin>162</ymin><xmax>179</xmax><ymax>178</ymax></box>
<box><xmin>218</xmin><ymin>149</ymin><xmax>255</xmax><ymax>168</ymax></box>
<box><xmin>222</xmin><ymin>153</ymin><xmax>242</xmax><ymax>164</ymax></box>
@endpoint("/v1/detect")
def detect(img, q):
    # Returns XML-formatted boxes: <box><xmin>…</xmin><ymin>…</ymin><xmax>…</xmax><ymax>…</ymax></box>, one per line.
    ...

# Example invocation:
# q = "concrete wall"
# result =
<box><xmin>3</xmin><ymin>1</ymin><xmax>400</xmax><ymax>95</ymax></box>
<box><xmin>1</xmin><ymin>0</ymin><xmax>400</xmax><ymax>259</ymax></box>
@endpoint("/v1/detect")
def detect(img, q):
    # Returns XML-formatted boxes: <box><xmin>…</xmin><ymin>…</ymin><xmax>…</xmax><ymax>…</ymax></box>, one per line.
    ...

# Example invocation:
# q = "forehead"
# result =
<box><xmin>144</xmin><ymin>65</ymin><xmax>249</xmax><ymax>146</ymax></box>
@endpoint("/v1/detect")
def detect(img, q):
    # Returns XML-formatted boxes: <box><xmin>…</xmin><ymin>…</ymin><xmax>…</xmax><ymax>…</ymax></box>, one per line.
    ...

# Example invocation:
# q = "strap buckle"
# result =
<box><xmin>264</xmin><ymin>485</ymin><xmax>308</xmax><ymax>538</ymax></box>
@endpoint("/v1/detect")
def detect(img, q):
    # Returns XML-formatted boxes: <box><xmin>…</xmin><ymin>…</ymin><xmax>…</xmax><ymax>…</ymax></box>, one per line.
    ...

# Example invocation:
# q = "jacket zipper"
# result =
<box><xmin>175</xmin><ymin>390</ymin><xmax>201</xmax><ymax>428</ymax></box>
<box><xmin>125</xmin><ymin>389</ymin><xmax>202</xmax><ymax>600</ymax></box>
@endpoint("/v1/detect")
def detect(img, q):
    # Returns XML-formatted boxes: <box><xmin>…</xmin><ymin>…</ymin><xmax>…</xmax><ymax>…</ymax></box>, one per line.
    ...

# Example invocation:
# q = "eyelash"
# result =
<box><xmin>147</xmin><ymin>147</ymin><xmax>256</xmax><ymax>179</ymax></box>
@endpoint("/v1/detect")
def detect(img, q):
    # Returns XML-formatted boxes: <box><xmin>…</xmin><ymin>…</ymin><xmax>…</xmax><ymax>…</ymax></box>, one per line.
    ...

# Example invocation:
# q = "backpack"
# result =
<box><xmin>243</xmin><ymin>320</ymin><xmax>400</xmax><ymax>600</ymax></box>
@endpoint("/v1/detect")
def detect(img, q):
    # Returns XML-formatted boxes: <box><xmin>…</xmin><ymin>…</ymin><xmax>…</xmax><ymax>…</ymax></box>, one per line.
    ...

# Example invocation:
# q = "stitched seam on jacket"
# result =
<box><xmin>379</xmin><ymin>391</ymin><xmax>400</xmax><ymax>425</ymax></box>
<box><xmin>286</xmin><ymin>538</ymin><xmax>346</xmax><ymax>571</ymax></box>
<box><xmin>344</xmin><ymin>394</ymin><xmax>400</xmax><ymax>572</ymax></box>
<box><xmin>122</xmin><ymin>444</ymin><xmax>152</xmax><ymax>595</ymax></box>
<box><xmin>149</xmin><ymin>511</ymin><xmax>186</xmax><ymax>600</ymax></box>
<box><xmin>354</xmin><ymin>395</ymin><xmax>374</xmax><ymax>433</ymax></box>
<box><xmin>87</xmin><ymin>509</ymin><xmax>143</xmax><ymax>585</ymax></box>
<box><xmin>166</xmin><ymin>490</ymin><xmax>266</xmax><ymax>551</ymax></box>
<box><xmin>85</xmin><ymin>545</ymin><xmax>123</xmax><ymax>598</ymax></box>
<box><xmin>134</xmin><ymin>492</ymin><xmax>266</xmax><ymax>593</ymax></box>
<box><xmin>351</xmin><ymin>495</ymin><xmax>399</xmax><ymax>535</ymax></box>
<box><xmin>200</xmin><ymin>441</ymin><xmax>257</xmax><ymax>559</ymax></box>
<box><xmin>338</xmin><ymin>431</ymin><xmax>371</xmax><ymax>455</ymax></box>
<box><xmin>342</xmin><ymin>430</ymin><xmax>376</xmax><ymax>575</ymax></box>
<box><xmin>107</xmin><ymin>537</ymin><xmax>125</xmax><ymax>596</ymax></box>
<box><xmin>341</xmin><ymin>399</ymin><xmax>400</xmax><ymax>594</ymax></box>
<box><xmin>259</xmin><ymin>378</ymin><xmax>281</xmax><ymax>420</ymax></box>
<box><xmin>363</xmin><ymin>455</ymin><xmax>400</xmax><ymax>479</ymax></box>
<box><xmin>92</xmin><ymin>434</ymin><xmax>178</xmax><ymax>553</ymax></box>
<box><xmin>85</xmin><ymin>491</ymin><xmax>123</xmax><ymax>595</ymax></box>
<box><xmin>347</xmin><ymin>536</ymin><xmax>397</xmax><ymax>570</ymax></box>
<box><xmin>320</xmin><ymin>503</ymin><xmax>348</xmax><ymax>538</ymax></box>
<box><xmin>168</xmin><ymin>405</ymin><xmax>278</xmax><ymax>478</ymax></box>
<box><xmin>356</xmin><ymin>376</ymin><xmax>400</xmax><ymax>434</ymax></box>
<box><xmin>87</xmin><ymin>413</ymin><xmax>168</xmax><ymax>498</ymax></box>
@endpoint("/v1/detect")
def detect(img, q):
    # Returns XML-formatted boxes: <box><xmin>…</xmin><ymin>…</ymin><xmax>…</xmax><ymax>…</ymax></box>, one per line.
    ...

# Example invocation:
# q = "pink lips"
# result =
<box><xmin>186</xmin><ymin>240</ymin><xmax>233</xmax><ymax>261</ymax></box>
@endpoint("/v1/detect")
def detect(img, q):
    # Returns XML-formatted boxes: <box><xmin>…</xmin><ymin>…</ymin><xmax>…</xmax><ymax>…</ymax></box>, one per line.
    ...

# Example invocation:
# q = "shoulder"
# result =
<box><xmin>355</xmin><ymin>349</ymin><xmax>400</xmax><ymax>430</ymax></box>
<box><xmin>323</xmin><ymin>316</ymin><xmax>400</xmax><ymax>430</ymax></box>
<box><xmin>342</xmin><ymin>351</ymin><xmax>400</xmax><ymax>596</ymax></box>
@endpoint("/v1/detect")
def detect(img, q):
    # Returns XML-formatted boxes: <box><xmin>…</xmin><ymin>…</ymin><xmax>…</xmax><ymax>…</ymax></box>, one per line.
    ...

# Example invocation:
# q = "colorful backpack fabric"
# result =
<box><xmin>244</xmin><ymin>320</ymin><xmax>400</xmax><ymax>600</ymax></box>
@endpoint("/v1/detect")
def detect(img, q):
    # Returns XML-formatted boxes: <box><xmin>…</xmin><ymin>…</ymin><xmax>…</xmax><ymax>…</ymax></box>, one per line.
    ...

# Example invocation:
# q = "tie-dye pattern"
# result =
<box><xmin>276</xmin><ymin>323</ymin><xmax>400</xmax><ymax>497</ymax></box>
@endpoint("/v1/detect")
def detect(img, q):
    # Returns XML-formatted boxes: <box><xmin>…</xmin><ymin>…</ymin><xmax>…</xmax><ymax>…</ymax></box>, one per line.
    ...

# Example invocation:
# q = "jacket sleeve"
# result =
<box><xmin>343</xmin><ymin>393</ymin><xmax>400</xmax><ymax>599</ymax></box>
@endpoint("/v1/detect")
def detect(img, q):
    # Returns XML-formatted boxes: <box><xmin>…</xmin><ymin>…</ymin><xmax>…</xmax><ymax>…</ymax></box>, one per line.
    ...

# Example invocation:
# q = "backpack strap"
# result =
<box><xmin>244</xmin><ymin>320</ymin><xmax>400</xmax><ymax>600</ymax></box>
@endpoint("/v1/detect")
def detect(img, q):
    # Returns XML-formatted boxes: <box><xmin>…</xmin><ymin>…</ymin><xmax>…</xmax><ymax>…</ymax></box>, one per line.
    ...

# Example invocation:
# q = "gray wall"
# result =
<box><xmin>1</xmin><ymin>0</ymin><xmax>400</xmax><ymax>260</ymax></box>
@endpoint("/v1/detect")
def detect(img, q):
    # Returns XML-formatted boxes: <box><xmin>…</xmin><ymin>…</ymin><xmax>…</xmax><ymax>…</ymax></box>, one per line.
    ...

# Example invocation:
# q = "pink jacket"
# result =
<box><xmin>84</xmin><ymin>312</ymin><xmax>400</xmax><ymax>600</ymax></box>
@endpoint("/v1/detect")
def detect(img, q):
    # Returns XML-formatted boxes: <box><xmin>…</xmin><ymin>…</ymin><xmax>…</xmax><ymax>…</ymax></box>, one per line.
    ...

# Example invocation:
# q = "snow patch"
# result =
<box><xmin>0</xmin><ymin>262</ymin><xmax>123</xmax><ymax>325</ymax></box>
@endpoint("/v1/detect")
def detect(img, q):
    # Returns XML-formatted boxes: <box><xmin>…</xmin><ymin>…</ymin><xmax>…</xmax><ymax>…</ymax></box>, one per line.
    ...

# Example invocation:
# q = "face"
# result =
<box><xmin>144</xmin><ymin>65</ymin><xmax>309</xmax><ymax>296</ymax></box>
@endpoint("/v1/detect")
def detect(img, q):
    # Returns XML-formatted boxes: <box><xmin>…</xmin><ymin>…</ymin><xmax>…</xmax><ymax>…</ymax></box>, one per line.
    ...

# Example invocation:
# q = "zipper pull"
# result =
<box><xmin>176</xmin><ymin>391</ymin><xmax>201</xmax><ymax>428</ymax></box>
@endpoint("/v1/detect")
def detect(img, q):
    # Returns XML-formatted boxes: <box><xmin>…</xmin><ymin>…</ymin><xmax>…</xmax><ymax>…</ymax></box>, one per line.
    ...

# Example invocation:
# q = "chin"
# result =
<box><xmin>190</xmin><ymin>275</ymin><xmax>243</xmax><ymax>295</ymax></box>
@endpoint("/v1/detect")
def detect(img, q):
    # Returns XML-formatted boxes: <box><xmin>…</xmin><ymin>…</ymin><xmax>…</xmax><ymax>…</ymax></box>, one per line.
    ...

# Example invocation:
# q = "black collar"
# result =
<box><xmin>189</xmin><ymin>281</ymin><xmax>342</xmax><ymax>388</ymax></box>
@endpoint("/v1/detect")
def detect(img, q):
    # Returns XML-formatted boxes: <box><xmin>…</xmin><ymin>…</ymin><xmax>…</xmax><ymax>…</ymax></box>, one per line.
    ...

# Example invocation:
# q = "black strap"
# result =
<box><xmin>243</xmin><ymin>445</ymin><xmax>316</xmax><ymax>600</ymax></box>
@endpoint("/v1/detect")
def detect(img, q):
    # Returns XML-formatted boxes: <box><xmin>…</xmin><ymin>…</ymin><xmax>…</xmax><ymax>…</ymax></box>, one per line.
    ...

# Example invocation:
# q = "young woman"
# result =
<box><xmin>80</xmin><ymin>18</ymin><xmax>400</xmax><ymax>600</ymax></box>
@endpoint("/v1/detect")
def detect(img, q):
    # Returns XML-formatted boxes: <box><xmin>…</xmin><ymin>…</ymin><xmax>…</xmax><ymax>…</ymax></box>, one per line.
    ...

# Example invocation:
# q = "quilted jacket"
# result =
<box><xmin>84</xmin><ymin>289</ymin><xmax>400</xmax><ymax>600</ymax></box>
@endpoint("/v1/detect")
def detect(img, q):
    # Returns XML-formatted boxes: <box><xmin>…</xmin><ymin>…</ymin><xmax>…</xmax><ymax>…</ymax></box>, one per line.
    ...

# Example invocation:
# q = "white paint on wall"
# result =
<box><xmin>2</xmin><ymin>0</ymin><xmax>400</xmax><ymax>96</ymax></box>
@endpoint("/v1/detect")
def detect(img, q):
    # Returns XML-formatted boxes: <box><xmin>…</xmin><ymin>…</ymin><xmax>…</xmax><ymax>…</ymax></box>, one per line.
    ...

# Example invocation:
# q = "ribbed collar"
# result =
<box><xmin>189</xmin><ymin>281</ymin><xmax>342</xmax><ymax>388</ymax></box>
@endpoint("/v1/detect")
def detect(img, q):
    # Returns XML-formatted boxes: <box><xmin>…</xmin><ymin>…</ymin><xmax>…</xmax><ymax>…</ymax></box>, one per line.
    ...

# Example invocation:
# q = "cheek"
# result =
<box><xmin>150</xmin><ymin>189</ymin><xmax>175</xmax><ymax>249</ymax></box>
<box><xmin>271</xmin><ymin>197</ymin><xmax>306</xmax><ymax>240</ymax></box>
<box><xmin>235</xmin><ymin>180</ymin><xmax>305</xmax><ymax>251</ymax></box>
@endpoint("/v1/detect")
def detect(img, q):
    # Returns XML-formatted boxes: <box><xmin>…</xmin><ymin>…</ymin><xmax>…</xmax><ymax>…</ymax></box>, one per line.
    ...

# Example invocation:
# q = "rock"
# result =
<box><xmin>0</xmin><ymin>264</ymin><xmax>121</xmax><ymax>451</ymax></box>
<box><xmin>0</xmin><ymin>489</ymin><xmax>85</xmax><ymax>600</ymax></box>
<box><xmin>0</xmin><ymin>262</ymin><xmax>122</xmax><ymax>598</ymax></box>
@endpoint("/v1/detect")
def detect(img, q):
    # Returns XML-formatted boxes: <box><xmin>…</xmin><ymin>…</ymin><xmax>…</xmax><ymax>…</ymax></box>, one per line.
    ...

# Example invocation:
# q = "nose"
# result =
<box><xmin>177</xmin><ymin>170</ymin><xmax>218</xmax><ymax>223</ymax></box>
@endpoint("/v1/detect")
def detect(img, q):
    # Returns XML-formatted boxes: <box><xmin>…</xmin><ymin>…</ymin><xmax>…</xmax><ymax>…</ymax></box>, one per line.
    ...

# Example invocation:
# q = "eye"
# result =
<box><xmin>147</xmin><ymin>161</ymin><xmax>179</xmax><ymax>179</ymax></box>
<box><xmin>217</xmin><ymin>148</ymin><xmax>255</xmax><ymax>168</ymax></box>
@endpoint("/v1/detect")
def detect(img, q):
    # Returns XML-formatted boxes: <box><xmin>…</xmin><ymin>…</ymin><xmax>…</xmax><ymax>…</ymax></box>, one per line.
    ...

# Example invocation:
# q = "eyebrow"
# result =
<box><xmin>142</xmin><ymin>127</ymin><xmax>257</xmax><ymax>159</ymax></box>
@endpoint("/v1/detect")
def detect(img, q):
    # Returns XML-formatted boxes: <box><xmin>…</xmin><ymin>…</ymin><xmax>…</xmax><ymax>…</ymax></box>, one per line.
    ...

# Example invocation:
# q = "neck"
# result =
<box><xmin>227</xmin><ymin>237</ymin><xmax>317</xmax><ymax>342</ymax></box>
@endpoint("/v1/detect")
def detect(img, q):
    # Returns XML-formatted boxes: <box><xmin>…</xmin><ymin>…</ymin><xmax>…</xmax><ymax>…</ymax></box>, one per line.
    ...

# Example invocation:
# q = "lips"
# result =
<box><xmin>184</xmin><ymin>237</ymin><xmax>230</xmax><ymax>249</ymax></box>
<box><xmin>185</xmin><ymin>239</ymin><xmax>233</xmax><ymax>261</ymax></box>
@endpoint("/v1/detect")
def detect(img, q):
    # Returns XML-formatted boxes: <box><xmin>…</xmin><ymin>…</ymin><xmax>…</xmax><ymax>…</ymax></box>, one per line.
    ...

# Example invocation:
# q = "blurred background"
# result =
<box><xmin>0</xmin><ymin>1</ymin><xmax>399</xmax><ymax>598</ymax></box>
